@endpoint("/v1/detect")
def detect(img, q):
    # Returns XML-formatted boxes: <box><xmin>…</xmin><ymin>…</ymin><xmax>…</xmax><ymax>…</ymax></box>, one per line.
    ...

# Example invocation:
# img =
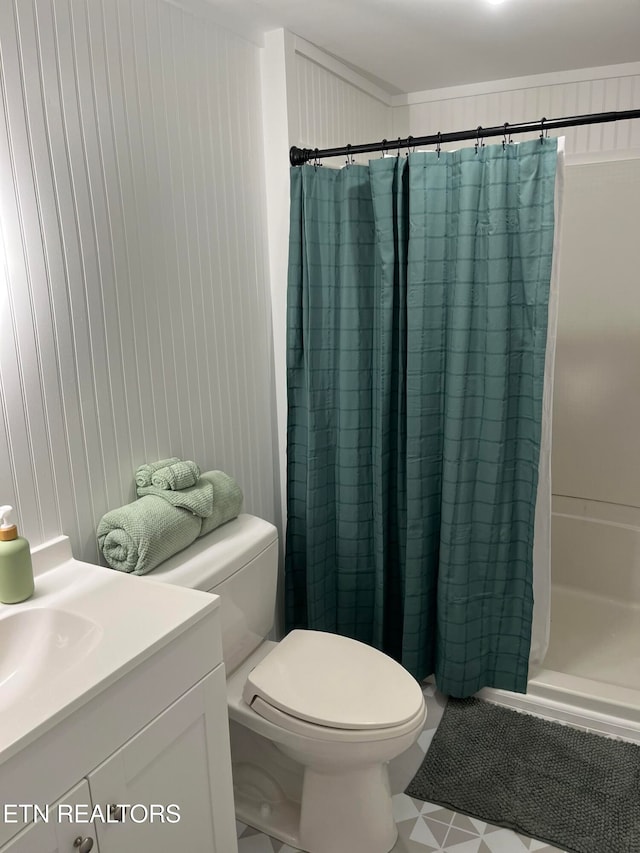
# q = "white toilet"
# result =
<box><xmin>146</xmin><ymin>514</ymin><xmax>426</xmax><ymax>853</ymax></box>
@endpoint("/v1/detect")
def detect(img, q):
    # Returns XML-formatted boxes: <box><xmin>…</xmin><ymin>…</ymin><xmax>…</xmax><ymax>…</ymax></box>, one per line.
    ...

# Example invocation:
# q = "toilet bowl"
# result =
<box><xmin>144</xmin><ymin>515</ymin><xmax>427</xmax><ymax>853</ymax></box>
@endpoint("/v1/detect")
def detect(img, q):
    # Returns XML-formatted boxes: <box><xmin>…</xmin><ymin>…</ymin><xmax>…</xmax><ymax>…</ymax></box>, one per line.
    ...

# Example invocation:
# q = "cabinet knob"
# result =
<box><xmin>73</xmin><ymin>837</ymin><xmax>94</xmax><ymax>853</ymax></box>
<box><xmin>109</xmin><ymin>803</ymin><xmax>124</xmax><ymax>821</ymax></box>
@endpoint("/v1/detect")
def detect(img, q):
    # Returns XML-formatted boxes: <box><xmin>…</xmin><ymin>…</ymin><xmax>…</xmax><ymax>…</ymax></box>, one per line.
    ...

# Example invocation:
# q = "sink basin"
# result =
<box><xmin>0</xmin><ymin>608</ymin><xmax>102</xmax><ymax>712</ymax></box>
<box><xmin>0</xmin><ymin>535</ymin><xmax>218</xmax><ymax>766</ymax></box>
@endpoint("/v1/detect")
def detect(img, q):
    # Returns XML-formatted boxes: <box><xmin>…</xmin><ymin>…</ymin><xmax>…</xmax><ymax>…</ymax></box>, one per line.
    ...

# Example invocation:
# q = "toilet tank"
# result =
<box><xmin>143</xmin><ymin>514</ymin><xmax>279</xmax><ymax>675</ymax></box>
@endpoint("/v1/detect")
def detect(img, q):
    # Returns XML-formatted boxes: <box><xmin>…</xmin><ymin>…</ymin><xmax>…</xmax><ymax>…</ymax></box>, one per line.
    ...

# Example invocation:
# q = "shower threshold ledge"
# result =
<box><xmin>478</xmin><ymin>668</ymin><xmax>640</xmax><ymax>744</ymax></box>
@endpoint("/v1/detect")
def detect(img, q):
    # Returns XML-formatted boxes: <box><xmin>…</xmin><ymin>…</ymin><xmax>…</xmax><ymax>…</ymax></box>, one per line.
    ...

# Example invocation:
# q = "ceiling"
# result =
<box><xmin>209</xmin><ymin>0</ymin><xmax>640</xmax><ymax>95</ymax></box>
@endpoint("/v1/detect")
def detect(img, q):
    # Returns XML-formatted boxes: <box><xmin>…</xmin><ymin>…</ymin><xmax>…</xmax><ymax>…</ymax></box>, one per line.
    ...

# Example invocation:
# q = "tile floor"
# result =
<box><xmin>235</xmin><ymin>684</ymin><xmax>566</xmax><ymax>853</ymax></box>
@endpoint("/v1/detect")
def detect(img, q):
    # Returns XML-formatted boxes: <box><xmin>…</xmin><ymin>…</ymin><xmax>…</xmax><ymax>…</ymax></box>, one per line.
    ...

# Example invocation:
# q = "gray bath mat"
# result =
<box><xmin>406</xmin><ymin>697</ymin><xmax>640</xmax><ymax>853</ymax></box>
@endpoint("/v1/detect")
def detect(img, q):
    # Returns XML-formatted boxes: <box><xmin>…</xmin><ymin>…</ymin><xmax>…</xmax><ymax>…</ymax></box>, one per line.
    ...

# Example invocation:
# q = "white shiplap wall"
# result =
<box><xmin>399</xmin><ymin>64</ymin><xmax>640</xmax><ymax>155</ymax></box>
<box><xmin>291</xmin><ymin>42</ymin><xmax>394</xmax><ymax>162</ymax></box>
<box><xmin>0</xmin><ymin>0</ymin><xmax>277</xmax><ymax>564</ymax></box>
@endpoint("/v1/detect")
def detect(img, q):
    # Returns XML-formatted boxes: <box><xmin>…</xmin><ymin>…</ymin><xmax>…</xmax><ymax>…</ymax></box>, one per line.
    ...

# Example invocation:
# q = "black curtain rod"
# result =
<box><xmin>289</xmin><ymin>109</ymin><xmax>640</xmax><ymax>166</ymax></box>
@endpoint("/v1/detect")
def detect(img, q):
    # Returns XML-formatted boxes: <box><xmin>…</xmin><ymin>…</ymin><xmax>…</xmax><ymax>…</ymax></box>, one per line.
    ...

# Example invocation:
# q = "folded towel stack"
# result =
<box><xmin>135</xmin><ymin>457</ymin><xmax>180</xmax><ymax>488</ymax></box>
<box><xmin>151</xmin><ymin>460</ymin><xmax>200</xmax><ymax>491</ymax></box>
<box><xmin>97</xmin><ymin>457</ymin><xmax>244</xmax><ymax>574</ymax></box>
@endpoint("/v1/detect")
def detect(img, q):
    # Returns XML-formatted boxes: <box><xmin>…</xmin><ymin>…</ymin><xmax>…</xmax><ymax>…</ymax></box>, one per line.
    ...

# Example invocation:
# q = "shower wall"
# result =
<box><xmin>552</xmin><ymin>157</ymin><xmax>640</xmax><ymax>606</ymax></box>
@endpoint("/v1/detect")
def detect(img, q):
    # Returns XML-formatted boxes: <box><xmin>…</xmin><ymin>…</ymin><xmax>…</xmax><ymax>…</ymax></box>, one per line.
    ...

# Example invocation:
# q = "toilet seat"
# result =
<box><xmin>248</xmin><ymin>693</ymin><xmax>427</xmax><ymax>743</ymax></box>
<box><xmin>243</xmin><ymin>629</ymin><xmax>424</xmax><ymax>734</ymax></box>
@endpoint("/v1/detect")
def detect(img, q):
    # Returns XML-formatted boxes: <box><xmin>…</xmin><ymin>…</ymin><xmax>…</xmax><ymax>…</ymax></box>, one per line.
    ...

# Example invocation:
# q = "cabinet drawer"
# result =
<box><xmin>0</xmin><ymin>779</ymin><xmax>97</xmax><ymax>853</ymax></box>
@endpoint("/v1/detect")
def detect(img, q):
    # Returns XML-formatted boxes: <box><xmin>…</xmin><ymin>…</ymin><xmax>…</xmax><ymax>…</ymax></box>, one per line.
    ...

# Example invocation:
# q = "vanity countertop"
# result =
<box><xmin>0</xmin><ymin>535</ymin><xmax>218</xmax><ymax>765</ymax></box>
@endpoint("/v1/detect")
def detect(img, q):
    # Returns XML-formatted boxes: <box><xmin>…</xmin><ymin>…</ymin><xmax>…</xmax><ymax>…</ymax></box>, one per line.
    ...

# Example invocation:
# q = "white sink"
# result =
<box><xmin>0</xmin><ymin>608</ymin><xmax>102</xmax><ymax>712</ymax></box>
<box><xmin>0</xmin><ymin>535</ymin><xmax>218</xmax><ymax>764</ymax></box>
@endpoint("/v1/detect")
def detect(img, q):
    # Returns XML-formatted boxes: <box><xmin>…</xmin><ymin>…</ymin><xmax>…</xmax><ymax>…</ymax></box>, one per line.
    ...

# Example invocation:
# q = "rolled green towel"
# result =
<box><xmin>137</xmin><ymin>478</ymin><xmax>214</xmax><ymax>518</ymax></box>
<box><xmin>198</xmin><ymin>471</ymin><xmax>243</xmax><ymax>537</ymax></box>
<box><xmin>97</xmin><ymin>495</ymin><xmax>202</xmax><ymax>575</ymax></box>
<box><xmin>135</xmin><ymin>457</ymin><xmax>181</xmax><ymax>488</ymax></box>
<box><xmin>151</xmin><ymin>460</ymin><xmax>200</xmax><ymax>490</ymax></box>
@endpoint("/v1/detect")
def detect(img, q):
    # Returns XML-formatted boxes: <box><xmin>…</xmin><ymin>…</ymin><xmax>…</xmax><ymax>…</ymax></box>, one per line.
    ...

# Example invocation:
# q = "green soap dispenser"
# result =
<box><xmin>0</xmin><ymin>505</ymin><xmax>34</xmax><ymax>604</ymax></box>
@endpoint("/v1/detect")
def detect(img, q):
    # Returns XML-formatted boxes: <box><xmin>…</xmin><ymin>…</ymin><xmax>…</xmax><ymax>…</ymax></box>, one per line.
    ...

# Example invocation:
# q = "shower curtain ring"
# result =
<box><xmin>345</xmin><ymin>144</ymin><xmax>354</xmax><ymax>167</ymax></box>
<box><xmin>539</xmin><ymin>117</ymin><xmax>547</xmax><ymax>143</ymax></box>
<box><xmin>380</xmin><ymin>139</ymin><xmax>388</xmax><ymax>158</ymax></box>
<box><xmin>436</xmin><ymin>132</ymin><xmax>441</xmax><ymax>158</ymax></box>
<box><xmin>475</xmin><ymin>126</ymin><xmax>483</xmax><ymax>153</ymax></box>
<box><xmin>313</xmin><ymin>148</ymin><xmax>321</xmax><ymax>169</ymax></box>
<box><xmin>503</xmin><ymin>122</ymin><xmax>509</xmax><ymax>150</ymax></box>
<box><xmin>406</xmin><ymin>135</ymin><xmax>414</xmax><ymax>156</ymax></box>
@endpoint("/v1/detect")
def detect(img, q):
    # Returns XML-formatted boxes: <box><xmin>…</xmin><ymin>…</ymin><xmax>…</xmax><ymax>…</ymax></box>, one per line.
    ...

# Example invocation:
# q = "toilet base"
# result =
<box><xmin>234</xmin><ymin>788</ymin><xmax>301</xmax><ymax>850</ymax></box>
<box><xmin>229</xmin><ymin>718</ymin><xmax>399</xmax><ymax>853</ymax></box>
<box><xmin>230</xmin><ymin>721</ymin><xmax>304</xmax><ymax>848</ymax></box>
<box><xmin>234</xmin><ymin>761</ymin><xmax>398</xmax><ymax>853</ymax></box>
<box><xmin>299</xmin><ymin>762</ymin><xmax>397</xmax><ymax>853</ymax></box>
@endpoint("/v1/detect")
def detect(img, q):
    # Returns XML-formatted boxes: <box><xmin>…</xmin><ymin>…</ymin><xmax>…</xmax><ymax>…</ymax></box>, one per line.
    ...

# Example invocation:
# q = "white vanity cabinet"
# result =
<box><xmin>0</xmin><ymin>780</ymin><xmax>97</xmax><ymax>853</ymax></box>
<box><xmin>0</xmin><ymin>556</ymin><xmax>238</xmax><ymax>853</ymax></box>
<box><xmin>1</xmin><ymin>666</ymin><xmax>236</xmax><ymax>853</ymax></box>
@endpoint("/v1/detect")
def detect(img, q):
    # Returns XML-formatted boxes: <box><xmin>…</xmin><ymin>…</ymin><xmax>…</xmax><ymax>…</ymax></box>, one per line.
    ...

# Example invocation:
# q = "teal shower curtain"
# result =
<box><xmin>285</xmin><ymin>138</ymin><xmax>559</xmax><ymax>697</ymax></box>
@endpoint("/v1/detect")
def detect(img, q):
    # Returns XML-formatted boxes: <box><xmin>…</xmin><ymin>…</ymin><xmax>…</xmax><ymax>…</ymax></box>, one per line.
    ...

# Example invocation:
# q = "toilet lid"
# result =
<box><xmin>242</xmin><ymin>630</ymin><xmax>424</xmax><ymax>730</ymax></box>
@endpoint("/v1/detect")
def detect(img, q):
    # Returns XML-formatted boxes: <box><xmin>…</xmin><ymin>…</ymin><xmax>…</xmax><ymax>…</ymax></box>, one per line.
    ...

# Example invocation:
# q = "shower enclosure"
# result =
<box><xmin>480</xmin><ymin>155</ymin><xmax>640</xmax><ymax>741</ymax></box>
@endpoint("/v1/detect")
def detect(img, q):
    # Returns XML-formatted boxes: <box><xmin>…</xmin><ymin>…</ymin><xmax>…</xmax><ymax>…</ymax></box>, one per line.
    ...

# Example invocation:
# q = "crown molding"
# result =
<box><xmin>162</xmin><ymin>0</ymin><xmax>266</xmax><ymax>46</ymax></box>
<box><xmin>293</xmin><ymin>36</ymin><xmax>395</xmax><ymax>107</ymax></box>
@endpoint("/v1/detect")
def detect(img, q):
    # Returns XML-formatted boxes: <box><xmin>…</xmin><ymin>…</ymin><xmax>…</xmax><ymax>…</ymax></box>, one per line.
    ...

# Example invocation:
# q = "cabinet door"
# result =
<box><xmin>1</xmin><ymin>779</ymin><xmax>98</xmax><ymax>853</ymax></box>
<box><xmin>88</xmin><ymin>665</ymin><xmax>237</xmax><ymax>853</ymax></box>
